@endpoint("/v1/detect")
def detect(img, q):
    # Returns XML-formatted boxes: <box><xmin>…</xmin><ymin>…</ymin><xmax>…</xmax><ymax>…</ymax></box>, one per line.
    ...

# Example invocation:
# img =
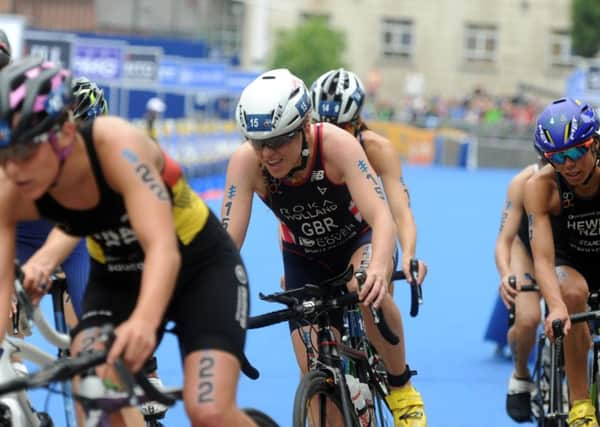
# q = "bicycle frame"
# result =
<box><xmin>249</xmin><ymin>262</ymin><xmax>422</xmax><ymax>427</ymax></box>
<box><xmin>547</xmin><ymin>321</ymin><xmax>567</xmax><ymax>425</ymax></box>
<box><xmin>48</xmin><ymin>272</ymin><xmax>78</xmax><ymax>427</ymax></box>
<box><xmin>0</xmin><ymin>272</ymin><xmax>71</xmax><ymax>427</ymax></box>
<box><xmin>300</xmin><ymin>311</ymin><xmax>359</xmax><ymax>425</ymax></box>
<box><xmin>0</xmin><ymin>337</ymin><xmax>54</xmax><ymax>426</ymax></box>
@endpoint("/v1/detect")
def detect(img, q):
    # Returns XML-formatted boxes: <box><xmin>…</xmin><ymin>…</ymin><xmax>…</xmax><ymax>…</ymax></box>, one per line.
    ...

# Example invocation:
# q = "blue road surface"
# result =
<box><xmin>26</xmin><ymin>165</ymin><xmax>523</xmax><ymax>426</ymax></box>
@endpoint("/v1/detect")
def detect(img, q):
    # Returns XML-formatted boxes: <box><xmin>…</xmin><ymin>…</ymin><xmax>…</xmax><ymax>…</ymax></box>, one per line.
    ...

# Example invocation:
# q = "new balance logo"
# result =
<box><xmin>311</xmin><ymin>170</ymin><xmax>325</xmax><ymax>181</ymax></box>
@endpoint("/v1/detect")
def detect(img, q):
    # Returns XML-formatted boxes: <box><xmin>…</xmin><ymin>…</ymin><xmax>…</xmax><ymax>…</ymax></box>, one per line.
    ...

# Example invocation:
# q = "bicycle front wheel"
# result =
<box><xmin>243</xmin><ymin>408</ymin><xmax>280</xmax><ymax>427</ymax></box>
<box><xmin>293</xmin><ymin>370</ymin><xmax>348</xmax><ymax>427</ymax></box>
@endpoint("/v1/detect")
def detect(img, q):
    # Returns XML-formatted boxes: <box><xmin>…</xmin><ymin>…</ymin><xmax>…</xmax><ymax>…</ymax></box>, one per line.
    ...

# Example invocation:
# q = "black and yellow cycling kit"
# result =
<box><xmin>34</xmin><ymin>119</ymin><xmax>248</xmax><ymax>360</ymax></box>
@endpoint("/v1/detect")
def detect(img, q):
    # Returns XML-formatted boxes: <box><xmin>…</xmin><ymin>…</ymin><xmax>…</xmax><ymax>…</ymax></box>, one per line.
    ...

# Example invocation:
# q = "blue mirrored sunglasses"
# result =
<box><xmin>544</xmin><ymin>138</ymin><xmax>594</xmax><ymax>165</ymax></box>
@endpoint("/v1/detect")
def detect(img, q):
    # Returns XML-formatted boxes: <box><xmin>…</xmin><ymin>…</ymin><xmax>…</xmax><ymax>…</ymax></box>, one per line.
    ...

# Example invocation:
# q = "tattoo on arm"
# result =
<box><xmin>528</xmin><ymin>213</ymin><xmax>534</xmax><ymax>241</ymax></box>
<box><xmin>122</xmin><ymin>149</ymin><xmax>169</xmax><ymax>201</ymax></box>
<box><xmin>357</xmin><ymin>159</ymin><xmax>385</xmax><ymax>200</ymax></box>
<box><xmin>197</xmin><ymin>355</ymin><xmax>215</xmax><ymax>403</ymax></box>
<box><xmin>222</xmin><ymin>184</ymin><xmax>237</xmax><ymax>230</ymax></box>
<box><xmin>400</xmin><ymin>176</ymin><xmax>411</xmax><ymax>207</ymax></box>
<box><xmin>499</xmin><ymin>200</ymin><xmax>512</xmax><ymax>232</ymax></box>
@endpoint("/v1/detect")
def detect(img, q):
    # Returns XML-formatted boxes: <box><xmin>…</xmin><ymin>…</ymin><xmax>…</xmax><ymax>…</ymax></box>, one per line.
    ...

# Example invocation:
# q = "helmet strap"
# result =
<box><xmin>286</xmin><ymin>128</ymin><xmax>309</xmax><ymax>178</ymax></box>
<box><xmin>581</xmin><ymin>150</ymin><xmax>600</xmax><ymax>186</ymax></box>
<box><xmin>48</xmin><ymin>131</ymin><xmax>74</xmax><ymax>187</ymax></box>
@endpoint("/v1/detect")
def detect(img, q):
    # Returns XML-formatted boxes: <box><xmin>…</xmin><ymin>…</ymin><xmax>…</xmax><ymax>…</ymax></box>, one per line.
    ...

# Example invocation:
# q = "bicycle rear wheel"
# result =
<box><xmin>293</xmin><ymin>370</ymin><xmax>349</xmax><ymax>427</ymax></box>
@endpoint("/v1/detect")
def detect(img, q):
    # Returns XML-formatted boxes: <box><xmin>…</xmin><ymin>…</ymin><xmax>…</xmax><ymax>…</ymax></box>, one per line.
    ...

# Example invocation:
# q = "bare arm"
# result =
<box><xmin>0</xmin><ymin>181</ymin><xmax>36</xmax><ymax>341</ymax></box>
<box><xmin>21</xmin><ymin>227</ymin><xmax>82</xmax><ymax>302</ymax></box>
<box><xmin>0</xmin><ymin>215</ymin><xmax>16</xmax><ymax>342</ymax></box>
<box><xmin>524</xmin><ymin>173</ymin><xmax>568</xmax><ymax>335</ymax></box>
<box><xmin>364</xmin><ymin>131</ymin><xmax>421</xmax><ymax>282</ymax></box>
<box><xmin>325</xmin><ymin>125</ymin><xmax>396</xmax><ymax>308</ymax></box>
<box><xmin>97</xmin><ymin>117</ymin><xmax>180</xmax><ymax>369</ymax></box>
<box><xmin>221</xmin><ymin>143</ymin><xmax>260</xmax><ymax>249</ymax></box>
<box><xmin>494</xmin><ymin>168</ymin><xmax>530</xmax><ymax>306</ymax></box>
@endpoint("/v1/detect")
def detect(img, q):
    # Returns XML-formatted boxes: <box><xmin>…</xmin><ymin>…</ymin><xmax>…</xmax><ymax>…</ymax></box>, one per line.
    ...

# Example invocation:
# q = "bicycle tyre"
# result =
<box><xmin>293</xmin><ymin>370</ymin><xmax>349</xmax><ymax>427</ymax></box>
<box><xmin>370</xmin><ymin>385</ymin><xmax>394</xmax><ymax>427</ymax></box>
<box><xmin>592</xmin><ymin>348</ymin><xmax>600</xmax><ymax>424</ymax></box>
<box><xmin>243</xmin><ymin>408</ymin><xmax>280</xmax><ymax>427</ymax></box>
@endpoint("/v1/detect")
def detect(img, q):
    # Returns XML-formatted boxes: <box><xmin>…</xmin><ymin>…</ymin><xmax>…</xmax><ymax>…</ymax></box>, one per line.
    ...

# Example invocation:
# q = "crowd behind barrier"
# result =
<box><xmin>133</xmin><ymin>118</ymin><xmax>240</xmax><ymax>195</ymax></box>
<box><xmin>145</xmin><ymin>84</ymin><xmax>553</xmax><ymax>190</ymax></box>
<box><xmin>146</xmin><ymin>114</ymin><xmax>537</xmax><ymax>195</ymax></box>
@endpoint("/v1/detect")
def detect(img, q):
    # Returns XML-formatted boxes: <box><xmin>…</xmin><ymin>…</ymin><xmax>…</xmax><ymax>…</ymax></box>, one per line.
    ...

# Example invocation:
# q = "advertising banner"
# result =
<box><xmin>122</xmin><ymin>46</ymin><xmax>161</xmax><ymax>86</ymax></box>
<box><xmin>72</xmin><ymin>41</ymin><xmax>124</xmax><ymax>82</ymax></box>
<box><xmin>24</xmin><ymin>36</ymin><xmax>72</xmax><ymax>67</ymax></box>
<box><xmin>159</xmin><ymin>58</ymin><xmax>227</xmax><ymax>91</ymax></box>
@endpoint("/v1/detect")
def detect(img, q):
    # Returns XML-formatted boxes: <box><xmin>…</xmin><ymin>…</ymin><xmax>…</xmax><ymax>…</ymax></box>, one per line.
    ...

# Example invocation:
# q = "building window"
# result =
<box><xmin>301</xmin><ymin>13</ymin><xmax>330</xmax><ymax>24</ymax></box>
<box><xmin>549</xmin><ymin>30</ymin><xmax>573</xmax><ymax>67</ymax></box>
<box><xmin>464</xmin><ymin>23</ymin><xmax>497</xmax><ymax>62</ymax></box>
<box><xmin>381</xmin><ymin>18</ymin><xmax>413</xmax><ymax>59</ymax></box>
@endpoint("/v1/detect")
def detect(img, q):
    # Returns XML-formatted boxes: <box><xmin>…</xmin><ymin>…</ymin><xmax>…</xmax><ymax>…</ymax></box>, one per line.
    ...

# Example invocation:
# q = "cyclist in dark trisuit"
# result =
<box><xmin>0</xmin><ymin>57</ymin><xmax>257</xmax><ymax>427</ymax></box>
<box><xmin>525</xmin><ymin>97</ymin><xmax>600</xmax><ymax>427</ymax></box>
<box><xmin>495</xmin><ymin>156</ymin><xmax>552</xmax><ymax>422</ymax></box>
<box><xmin>223</xmin><ymin>68</ymin><xmax>426</xmax><ymax>427</ymax></box>
<box><xmin>310</xmin><ymin>69</ymin><xmax>427</xmax><ymax>285</ymax></box>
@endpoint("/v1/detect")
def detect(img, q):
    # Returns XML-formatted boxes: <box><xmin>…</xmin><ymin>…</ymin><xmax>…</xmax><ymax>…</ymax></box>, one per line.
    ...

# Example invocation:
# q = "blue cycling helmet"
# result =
<box><xmin>534</xmin><ymin>98</ymin><xmax>599</xmax><ymax>154</ymax></box>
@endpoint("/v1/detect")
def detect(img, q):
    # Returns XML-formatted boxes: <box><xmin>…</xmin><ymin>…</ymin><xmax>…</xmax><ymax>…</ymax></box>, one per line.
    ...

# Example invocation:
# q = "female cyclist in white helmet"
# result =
<box><xmin>225</xmin><ymin>68</ymin><xmax>426</xmax><ymax>427</ymax></box>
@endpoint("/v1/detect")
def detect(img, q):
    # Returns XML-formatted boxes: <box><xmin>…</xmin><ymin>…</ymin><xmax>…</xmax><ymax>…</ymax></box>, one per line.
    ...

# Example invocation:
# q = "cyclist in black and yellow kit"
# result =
<box><xmin>0</xmin><ymin>57</ymin><xmax>256</xmax><ymax>426</ymax></box>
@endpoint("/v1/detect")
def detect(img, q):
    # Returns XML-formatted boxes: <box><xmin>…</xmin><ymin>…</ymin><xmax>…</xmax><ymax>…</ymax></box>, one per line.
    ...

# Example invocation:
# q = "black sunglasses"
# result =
<box><xmin>250</xmin><ymin>130</ymin><xmax>298</xmax><ymax>150</ymax></box>
<box><xmin>0</xmin><ymin>130</ymin><xmax>57</xmax><ymax>164</ymax></box>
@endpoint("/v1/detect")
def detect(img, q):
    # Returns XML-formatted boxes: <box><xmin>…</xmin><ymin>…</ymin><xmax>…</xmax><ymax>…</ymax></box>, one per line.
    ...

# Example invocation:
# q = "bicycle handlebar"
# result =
<box><xmin>248</xmin><ymin>262</ymin><xmax>424</xmax><ymax>345</ymax></box>
<box><xmin>13</xmin><ymin>264</ymin><xmax>70</xmax><ymax>350</ymax></box>
<box><xmin>249</xmin><ymin>292</ymin><xmax>360</xmax><ymax>329</ymax></box>
<box><xmin>0</xmin><ymin>325</ymin><xmax>180</xmax><ymax>408</ymax></box>
<box><xmin>407</xmin><ymin>258</ymin><xmax>422</xmax><ymax>317</ymax></box>
<box><xmin>355</xmin><ymin>271</ymin><xmax>399</xmax><ymax>345</ymax></box>
<box><xmin>570</xmin><ymin>309</ymin><xmax>600</xmax><ymax>324</ymax></box>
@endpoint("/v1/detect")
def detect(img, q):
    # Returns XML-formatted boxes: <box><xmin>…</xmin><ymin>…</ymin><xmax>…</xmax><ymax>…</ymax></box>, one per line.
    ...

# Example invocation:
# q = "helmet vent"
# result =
<box><xmin>342</xmin><ymin>102</ymin><xmax>352</xmax><ymax>115</ymax></box>
<box><xmin>286</xmin><ymin>114</ymin><xmax>300</xmax><ymax>127</ymax></box>
<box><xmin>289</xmin><ymin>87</ymin><xmax>300</xmax><ymax>100</ymax></box>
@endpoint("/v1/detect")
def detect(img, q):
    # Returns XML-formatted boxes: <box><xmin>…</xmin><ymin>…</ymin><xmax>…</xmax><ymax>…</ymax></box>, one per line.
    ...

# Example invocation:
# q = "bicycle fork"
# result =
<box><xmin>303</xmin><ymin>326</ymin><xmax>358</xmax><ymax>425</ymax></box>
<box><xmin>548</xmin><ymin>321</ymin><xmax>568</xmax><ymax>425</ymax></box>
<box><xmin>50</xmin><ymin>284</ymin><xmax>78</xmax><ymax>427</ymax></box>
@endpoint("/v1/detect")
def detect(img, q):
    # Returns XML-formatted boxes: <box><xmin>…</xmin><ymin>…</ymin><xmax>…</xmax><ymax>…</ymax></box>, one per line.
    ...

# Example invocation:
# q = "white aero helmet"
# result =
<box><xmin>236</xmin><ymin>68</ymin><xmax>311</xmax><ymax>140</ymax></box>
<box><xmin>310</xmin><ymin>68</ymin><xmax>365</xmax><ymax>124</ymax></box>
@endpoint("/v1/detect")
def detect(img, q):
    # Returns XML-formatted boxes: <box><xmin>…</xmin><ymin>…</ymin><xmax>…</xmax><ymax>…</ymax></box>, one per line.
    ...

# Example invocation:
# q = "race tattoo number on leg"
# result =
<box><xmin>556</xmin><ymin>266</ymin><xmax>569</xmax><ymax>282</ymax></box>
<box><xmin>357</xmin><ymin>159</ymin><xmax>385</xmax><ymax>200</ymax></box>
<box><xmin>197</xmin><ymin>355</ymin><xmax>215</xmax><ymax>403</ymax></box>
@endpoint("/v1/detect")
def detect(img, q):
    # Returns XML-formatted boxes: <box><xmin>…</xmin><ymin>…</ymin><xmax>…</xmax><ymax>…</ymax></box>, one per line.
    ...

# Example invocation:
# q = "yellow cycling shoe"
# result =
<box><xmin>385</xmin><ymin>384</ymin><xmax>427</xmax><ymax>427</ymax></box>
<box><xmin>568</xmin><ymin>399</ymin><xmax>599</xmax><ymax>427</ymax></box>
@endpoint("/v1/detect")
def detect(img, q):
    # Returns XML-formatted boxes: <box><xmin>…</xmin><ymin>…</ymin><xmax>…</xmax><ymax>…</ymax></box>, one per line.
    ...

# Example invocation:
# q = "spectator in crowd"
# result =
<box><xmin>145</xmin><ymin>96</ymin><xmax>166</xmax><ymax>142</ymax></box>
